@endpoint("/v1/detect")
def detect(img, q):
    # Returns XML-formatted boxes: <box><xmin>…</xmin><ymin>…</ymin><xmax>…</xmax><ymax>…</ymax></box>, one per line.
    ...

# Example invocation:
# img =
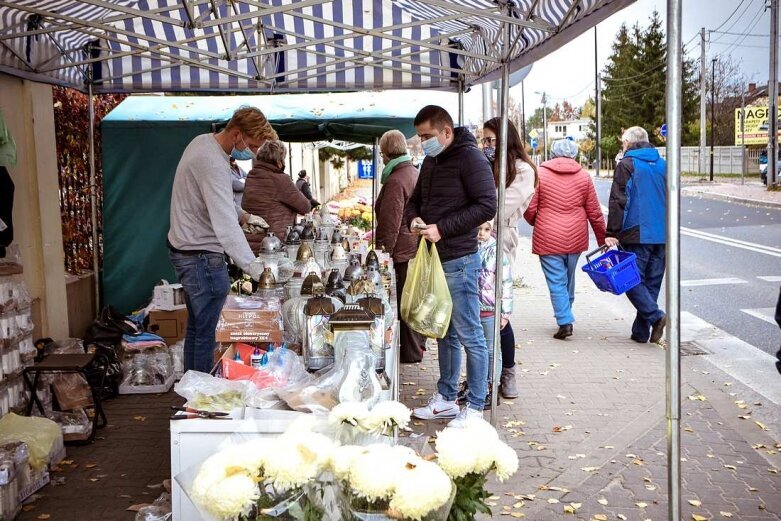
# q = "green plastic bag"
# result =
<box><xmin>400</xmin><ymin>238</ymin><xmax>452</xmax><ymax>338</ymax></box>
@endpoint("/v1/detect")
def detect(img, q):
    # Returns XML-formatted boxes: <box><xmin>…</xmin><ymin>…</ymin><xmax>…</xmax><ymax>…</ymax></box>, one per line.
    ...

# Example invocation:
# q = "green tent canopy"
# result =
<box><xmin>101</xmin><ymin>91</ymin><xmax>453</xmax><ymax>312</ymax></box>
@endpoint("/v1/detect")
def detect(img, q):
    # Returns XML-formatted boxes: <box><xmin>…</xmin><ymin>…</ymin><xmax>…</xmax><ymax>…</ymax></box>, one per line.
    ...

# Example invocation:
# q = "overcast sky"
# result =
<box><xmin>458</xmin><ymin>0</ymin><xmax>778</xmax><ymax>124</ymax></box>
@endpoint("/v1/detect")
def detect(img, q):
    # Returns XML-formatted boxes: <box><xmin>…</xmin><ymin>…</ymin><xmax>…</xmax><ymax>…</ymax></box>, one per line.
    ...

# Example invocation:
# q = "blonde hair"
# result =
<box><xmin>225</xmin><ymin>106</ymin><xmax>278</xmax><ymax>142</ymax></box>
<box><xmin>379</xmin><ymin>129</ymin><xmax>408</xmax><ymax>157</ymax></box>
<box><xmin>256</xmin><ymin>140</ymin><xmax>287</xmax><ymax>165</ymax></box>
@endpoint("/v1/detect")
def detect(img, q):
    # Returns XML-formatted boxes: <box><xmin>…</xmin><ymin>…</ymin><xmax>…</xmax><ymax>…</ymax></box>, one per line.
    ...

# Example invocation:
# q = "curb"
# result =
<box><xmin>680</xmin><ymin>188</ymin><xmax>781</xmax><ymax>209</ymax></box>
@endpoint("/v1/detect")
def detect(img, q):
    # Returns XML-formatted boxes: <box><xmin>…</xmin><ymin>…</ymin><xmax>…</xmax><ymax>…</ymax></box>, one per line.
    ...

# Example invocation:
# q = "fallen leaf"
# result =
<box><xmin>85</xmin><ymin>464</ymin><xmax>97</xmax><ymax>468</ymax></box>
<box><xmin>720</xmin><ymin>512</ymin><xmax>733</xmax><ymax>517</ymax></box>
<box><xmin>552</xmin><ymin>425</ymin><xmax>573</xmax><ymax>433</ymax></box>
<box><xmin>22</xmin><ymin>505</ymin><xmax>36</xmax><ymax>512</ymax></box>
<box><xmin>617</xmin><ymin>516</ymin><xmax>627</xmax><ymax>521</ymax></box>
<box><xmin>133</xmin><ymin>416</ymin><xmax>146</xmax><ymax>421</ymax></box>
<box><xmin>547</xmin><ymin>498</ymin><xmax>560</xmax><ymax>504</ymax></box>
<box><xmin>510</xmin><ymin>514</ymin><xmax>525</xmax><ymax>519</ymax></box>
<box><xmin>597</xmin><ymin>498</ymin><xmax>608</xmax><ymax>506</ymax></box>
<box><xmin>687</xmin><ymin>394</ymin><xmax>706</xmax><ymax>401</ymax></box>
<box><xmin>684</xmin><ymin>427</ymin><xmax>694</xmax><ymax>432</ymax></box>
<box><xmin>61</xmin><ymin>459</ymin><xmax>73</xmax><ymax>465</ymax></box>
<box><xmin>512</xmin><ymin>501</ymin><xmax>524</xmax><ymax>508</ymax></box>
<box><xmin>89</xmin><ymin>478</ymin><xmax>99</xmax><ymax>482</ymax></box>
<box><xmin>692</xmin><ymin>515</ymin><xmax>708</xmax><ymax>521</ymax></box>
<box><xmin>563</xmin><ymin>503</ymin><xmax>581</xmax><ymax>514</ymax></box>
<box><xmin>738</xmin><ymin>415</ymin><xmax>752</xmax><ymax>420</ymax></box>
<box><xmin>769</xmin><ymin>468</ymin><xmax>778</xmax><ymax>474</ymax></box>
<box><xmin>724</xmin><ymin>464</ymin><xmax>737</xmax><ymax>470</ymax></box>
<box><xmin>633</xmin><ymin>458</ymin><xmax>645</xmax><ymax>466</ymax></box>
<box><xmin>636</xmin><ymin>502</ymin><xmax>648</xmax><ymax>508</ymax></box>
<box><xmin>755</xmin><ymin>421</ymin><xmax>768</xmax><ymax>431</ymax></box>
<box><xmin>36</xmin><ymin>516</ymin><xmax>50</xmax><ymax>520</ymax></box>
<box><xmin>593</xmin><ymin>516</ymin><xmax>608</xmax><ymax>521</ymax></box>
<box><xmin>688</xmin><ymin>499</ymin><xmax>702</xmax><ymax>507</ymax></box>
<box><xmin>581</xmin><ymin>466</ymin><xmax>600</xmax><ymax>472</ymax></box>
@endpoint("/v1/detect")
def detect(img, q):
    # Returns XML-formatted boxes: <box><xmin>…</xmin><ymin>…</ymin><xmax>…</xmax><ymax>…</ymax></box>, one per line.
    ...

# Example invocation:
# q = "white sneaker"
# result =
<box><xmin>412</xmin><ymin>393</ymin><xmax>459</xmax><ymax>420</ymax></box>
<box><xmin>447</xmin><ymin>406</ymin><xmax>484</xmax><ymax>428</ymax></box>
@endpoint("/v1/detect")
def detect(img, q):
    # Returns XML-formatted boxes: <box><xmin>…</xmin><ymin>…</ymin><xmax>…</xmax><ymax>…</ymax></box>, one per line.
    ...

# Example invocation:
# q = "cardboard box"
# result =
<box><xmin>214</xmin><ymin>295</ymin><xmax>282</xmax><ymax>343</ymax></box>
<box><xmin>148</xmin><ymin>308</ymin><xmax>188</xmax><ymax>345</ymax></box>
<box><xmin>153</xmin><ymin>282</ymin><xmax>186</xmax><ymax>310</ymax></box>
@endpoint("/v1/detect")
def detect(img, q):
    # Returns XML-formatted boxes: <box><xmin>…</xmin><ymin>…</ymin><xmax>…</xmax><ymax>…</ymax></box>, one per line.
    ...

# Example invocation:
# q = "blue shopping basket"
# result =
<box><xmin>581</xmin><ymin>245</ymin><xmax>641</xmax><ymax>295</ymax></box>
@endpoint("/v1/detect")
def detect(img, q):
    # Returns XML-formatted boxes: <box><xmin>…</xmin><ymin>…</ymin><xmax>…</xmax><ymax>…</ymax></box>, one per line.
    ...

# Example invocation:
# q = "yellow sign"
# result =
<box><xmin>734</xmin><ymin>106</ymin><xmax>781</xmax><ymax>145</ymax></box>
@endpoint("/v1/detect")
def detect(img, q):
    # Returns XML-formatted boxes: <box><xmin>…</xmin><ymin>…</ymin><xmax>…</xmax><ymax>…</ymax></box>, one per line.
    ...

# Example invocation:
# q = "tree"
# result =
<box><xmin>704</xmin><ymin>55</ymin><xmax>745</xmax><ymax>146</ymax></box>
<box><xmin>600</xmin><ymin>11</ymin><xmax>699</xmax><ymax>158</ymax></box>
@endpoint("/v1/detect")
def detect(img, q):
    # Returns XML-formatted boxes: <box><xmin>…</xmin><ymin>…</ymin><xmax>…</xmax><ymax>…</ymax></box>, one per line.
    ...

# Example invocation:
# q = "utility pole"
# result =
<box><xmin>700</xmin><ymin>27</ymin><xmax>707</xmax><ymax>177</ymax></box>
<box><xmin>741</xmin><ymin>90</ymin><xmax>746</xmax><ymax>185</ymax></box>
<box><xmin>595</xmin><ymin>26</ymin><xmax>602</xmax><ymax>177</ymax></box>
<box><xmin>541</xmin><ymin>92</ymin><xmax>548</xmax><ymax>161</ymax></box>
<box><xmin>769</xmin><ymin>0</ymin><xmax>779</xmax><ymax>186</ymax></box>
<box><xmin>521</xmin><ymin>80</ymin><xmax>527</xmax><ymax>141</ymax></box>
<box><xmin>710</xmin><ymin>57</ymin><xmax>717</xmax><ymax>181</ymax></box>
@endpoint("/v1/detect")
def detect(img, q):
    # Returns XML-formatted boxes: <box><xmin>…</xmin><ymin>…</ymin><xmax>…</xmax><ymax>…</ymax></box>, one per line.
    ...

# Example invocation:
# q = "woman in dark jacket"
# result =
<box><xmin>242</xmin><ymin>140</ymin><xmax>311</xmax><ymax>253</ymax></box>
<box><xmin>374</xmin><ymin>129</ymin><xmax>426</xmax><ymax>363</ymax></box>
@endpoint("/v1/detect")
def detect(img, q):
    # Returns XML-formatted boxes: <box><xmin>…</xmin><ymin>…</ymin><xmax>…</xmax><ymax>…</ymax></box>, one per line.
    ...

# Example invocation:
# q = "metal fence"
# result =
<box><xmin>655</xmin><ymin>146</ymin><xmax>762</xmax><ymax>175</ymax></box>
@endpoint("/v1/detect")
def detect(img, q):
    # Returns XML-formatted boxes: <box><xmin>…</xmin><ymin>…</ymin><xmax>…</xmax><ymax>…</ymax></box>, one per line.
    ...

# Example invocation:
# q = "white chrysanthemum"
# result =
<box><xmin>493</xmin><ymin>441</ymin><xmax>519</xmax><ymax>482</ymax></box>
<box><xmin>263</xmin><ymin>433</ymin><xmax>334</xmax><ymax>491</ymax></box>
<box><xmin>389</xmin><ymin>459</ymin><xmax>453</xmax><ymax>521</ymax></box>
<box><xmin>198</xmin><ymin>444</ymin><xmax>262</xmax><ymax>480</ymax></box>
<box><xmin>364</xmin><ymin>401</ymin><xmax>411</xmax><ymax>434</ymax></box>
<box><xmin>434</xmin><ymin>427</ymin><xmax>480</xmax><ymax>479</ymax></box>
<box><xmin>330</xmin><ymin>445</ymin><xmax>365</xmax><ymax>482</ymax></box>
<box><xmin>329</xmin><ymin>401</ymin><xmax>370</xmax><ymax>428</ymax></box>
<box><xmin>192</xmin><ymin>470</ymin><xmax>258</xmax><ymax>520</ymax></box>
<box><xmin>349</xmin><ymin>444</ymin><xmax>416</xmax><ymax>501</ymax></box>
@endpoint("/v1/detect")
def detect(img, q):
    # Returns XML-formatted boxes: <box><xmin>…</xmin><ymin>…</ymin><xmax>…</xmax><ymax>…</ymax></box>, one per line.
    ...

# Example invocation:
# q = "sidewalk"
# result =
<box><xmin>400</xmin><ymin>237</ymin><xmax>781</xmax><ymax>520</ymax></box>
<box><xmin>681</xmin><ymin>182</ymin><xmax>781</xmax><ymax>209</ymax></box>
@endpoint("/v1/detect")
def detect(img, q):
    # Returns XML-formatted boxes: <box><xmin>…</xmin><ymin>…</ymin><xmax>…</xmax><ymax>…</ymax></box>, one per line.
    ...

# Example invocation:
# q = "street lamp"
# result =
<box><xmin>535</xmin><ymin>91</ymin><xmax>548</xmax><ymax>161</ymax></box>
<box><xmin>710</xmin><ymin>57</ymin><xmax>716</xmax><ymax>181</ymax></box>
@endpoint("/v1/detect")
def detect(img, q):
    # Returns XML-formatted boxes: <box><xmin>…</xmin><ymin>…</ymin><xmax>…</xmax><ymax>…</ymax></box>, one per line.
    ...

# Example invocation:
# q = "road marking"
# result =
<box><xmin>740</xmin><ymin>308</ymin><xmax>778</xmax><ymax>326</ymax></box>
<box><xmin>757</xmin><ymin>276</ymin><xmax>781</xmax><ymax>282</ymax></box>
<box><xmin>681</xmin><ymin>278</ymin><xmax>747</xmax><ymax>287</ymax></box>
<box><xmin>600</xmin><ymin>203</ymin><xmax>781</xmax><ymax>258</ymax></box>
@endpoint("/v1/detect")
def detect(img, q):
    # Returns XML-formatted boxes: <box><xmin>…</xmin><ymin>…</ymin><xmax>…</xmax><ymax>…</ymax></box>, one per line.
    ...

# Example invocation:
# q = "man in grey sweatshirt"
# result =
<box><xmin>167</xmin><ymin>106</ymin><xmax>277</xmax><ymax>373</ymax></box>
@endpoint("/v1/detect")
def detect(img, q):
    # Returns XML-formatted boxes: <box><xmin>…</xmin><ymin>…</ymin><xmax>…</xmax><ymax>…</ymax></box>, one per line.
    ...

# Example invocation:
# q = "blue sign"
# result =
<box><xmin>660</xmin><ymin>123</ymin><xmax>668</xmax><ymax>138</ymax></box>
<box><xmin>530</xmin><ymin>138</ymin><xmax>538</xmax><ymax>150</ymax></box>
<box><xmin>357</xmin><ymin>160</ymin><xmax>374</xmax><ymax>179</ymax></box>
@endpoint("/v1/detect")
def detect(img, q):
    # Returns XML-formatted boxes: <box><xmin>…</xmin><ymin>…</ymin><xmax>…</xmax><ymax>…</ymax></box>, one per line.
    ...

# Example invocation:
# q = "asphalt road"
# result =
<box><xmin>518</xmin><ymin>179</ymin><xmax>781</xmax><ymax>356</ymax></box>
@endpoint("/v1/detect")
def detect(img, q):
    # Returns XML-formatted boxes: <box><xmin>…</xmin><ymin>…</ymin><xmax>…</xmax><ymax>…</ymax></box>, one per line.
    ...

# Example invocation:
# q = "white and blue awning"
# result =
<box><xmin>0</xmin><ymin>0</ymin><xmax>633</xmax><ymax>93</ymax></box>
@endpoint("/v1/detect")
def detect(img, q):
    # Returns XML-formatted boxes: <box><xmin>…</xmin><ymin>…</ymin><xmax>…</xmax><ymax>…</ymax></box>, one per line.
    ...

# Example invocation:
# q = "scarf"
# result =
<box><xmin>380</xmin><ymin>154</ymin><xmax>412</xmax><ymax>184</ymax></box>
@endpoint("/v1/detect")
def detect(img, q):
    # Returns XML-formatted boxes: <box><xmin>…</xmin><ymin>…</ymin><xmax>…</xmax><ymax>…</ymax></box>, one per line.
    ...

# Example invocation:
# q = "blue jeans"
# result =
<box><xmin>169</xmin><ymin>251</ymin><xmax>230</xmax><ymax>373</ymax></box>
<box><xmin>480</xmin><ymin>316</ymin><xmax>502</xmax><ymax>381</ymax></box>
<box><xmin>623</xmin><ymin>244</ymin><xmax>666</xmax><ymax>341</ymax></box>
<box><xmin>437</xmin><ymin>252</ymin><xmax>489</xmax><ymax>409</ymax></box>
<box><xmin>539</xmin><ymin>254</ymin><xmax>581</xmax><ymax>326</ymax></box>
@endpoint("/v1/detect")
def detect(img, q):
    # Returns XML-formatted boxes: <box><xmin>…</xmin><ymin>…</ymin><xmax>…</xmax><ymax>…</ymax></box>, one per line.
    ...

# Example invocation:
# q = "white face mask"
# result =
<box><xmin>421</xmin><ymin>135</ymin><xmax>445</xmax><ymax>157</ymax></box>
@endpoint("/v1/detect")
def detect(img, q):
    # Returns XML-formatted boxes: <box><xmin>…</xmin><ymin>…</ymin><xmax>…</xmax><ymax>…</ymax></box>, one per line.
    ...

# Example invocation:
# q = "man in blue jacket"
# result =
<box><xmin>404</xmin><ymin>105</ymin><xmax>497</xmax><ymax>427</ymax></box>
<box><xmin>605</xmin><ymin>126</ymin><xmax>667</xmax><ymax>344</ymax></box>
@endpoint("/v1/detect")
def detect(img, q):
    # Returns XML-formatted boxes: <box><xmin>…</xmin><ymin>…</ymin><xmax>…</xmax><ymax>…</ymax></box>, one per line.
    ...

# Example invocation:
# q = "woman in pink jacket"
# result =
<box><xmin>524</xmin><ymin>139</ymin><xmax>606</xmax><ymax>340</ymax></box>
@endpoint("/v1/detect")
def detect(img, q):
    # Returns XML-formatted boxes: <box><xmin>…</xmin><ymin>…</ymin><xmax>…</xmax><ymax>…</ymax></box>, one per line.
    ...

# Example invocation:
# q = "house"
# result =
<box><xmin>546</xmin><ymin>118</ymin><xmax>592</xmax><ymax>141</ymax></box>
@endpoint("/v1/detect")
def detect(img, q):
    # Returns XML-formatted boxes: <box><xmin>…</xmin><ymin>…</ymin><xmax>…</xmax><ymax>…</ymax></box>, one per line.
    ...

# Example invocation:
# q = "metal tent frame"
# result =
<box><xmin>0</xmin><ymin>1</ymin><xmax>687</xmax><ymax>518</ymax></box>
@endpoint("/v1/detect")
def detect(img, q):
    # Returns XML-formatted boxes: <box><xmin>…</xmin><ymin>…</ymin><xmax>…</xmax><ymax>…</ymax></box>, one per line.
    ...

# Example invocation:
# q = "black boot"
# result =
<box><xmin>553</xmin><ymin>324</ymin><xmax>573</xmax><ymax>340</ymax></box>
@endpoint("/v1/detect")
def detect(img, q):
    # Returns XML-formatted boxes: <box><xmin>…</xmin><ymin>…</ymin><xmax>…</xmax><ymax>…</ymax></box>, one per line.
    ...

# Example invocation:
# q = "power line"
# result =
<box><xmin>710</xmin><ymin>30</ymin><xmax>774</xmax><ymax>37</ymax></box>
<box><xmin>711</xmin><ymin>0</ymin><xmax>750</xmax><ymax>34</ymax></box>
<box><xmin>710</xmin><ymin>40</ymin><xmax>769</xmax><ymax>49</ymax></box>
<box><xmin>546</xmin><ymin>81</ymin><xmax>596</xmax><ymax>101</ymax></box>
<box><xmin>718</xmin><ymin>2</ymin><xmax>767</xmax><ymax>56</ymax></box>
<box><xmin>710</xmin><ymin>0</ymin><xmax>757</xmax><ymax>43</ymax></box>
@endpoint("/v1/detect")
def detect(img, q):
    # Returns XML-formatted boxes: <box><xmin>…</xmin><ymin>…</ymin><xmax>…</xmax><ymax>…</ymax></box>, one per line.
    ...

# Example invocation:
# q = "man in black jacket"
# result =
<box><xmin>405</xmin><ymin>105</ymin><xmax>497</xmax><ymax>427</ymax></box>
<box><xmin>296</xmin><ymin>170</ymin><xmax>320</xmax><ymax>207</ymax></box>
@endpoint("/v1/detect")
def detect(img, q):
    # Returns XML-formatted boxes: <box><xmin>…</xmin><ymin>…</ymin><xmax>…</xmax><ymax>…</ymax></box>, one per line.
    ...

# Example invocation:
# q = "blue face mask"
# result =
<box><xmin>230</xmin><ymin>134</ymin><xmax>255</xmax><ymax>161</ymax></box>
<box><xmin>421</xmin><ymin>135</ymin><xmax>445</xmax><ymax>158</ymax></box>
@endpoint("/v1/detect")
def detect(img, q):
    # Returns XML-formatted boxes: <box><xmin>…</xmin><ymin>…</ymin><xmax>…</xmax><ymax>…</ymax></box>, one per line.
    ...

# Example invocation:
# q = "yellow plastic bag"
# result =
<box><xmin>400</xmin><ymin>238</ymin><xmax>452</xmax><ymax>338</ymax></box>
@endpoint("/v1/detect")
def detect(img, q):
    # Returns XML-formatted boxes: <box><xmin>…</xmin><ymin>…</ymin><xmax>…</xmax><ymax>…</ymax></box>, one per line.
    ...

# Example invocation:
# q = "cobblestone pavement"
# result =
<box><xmin>17</xmin><ymin>237</ymin><xmax>781</xmax><ymax>521</ymax></box>
<box><xmin>399</xmin><ymin>238</ymin><xmax>781</xmax><ymax>520</ymax></box>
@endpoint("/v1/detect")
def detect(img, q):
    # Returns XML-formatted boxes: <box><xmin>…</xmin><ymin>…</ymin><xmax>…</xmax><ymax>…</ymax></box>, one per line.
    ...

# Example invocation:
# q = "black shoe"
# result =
<box><xmin>553</xmin><ymin>324</ymin><xmax>573</xmax><ymax>340</ymax></box>
<box><xmin>483</xmin><ymin>386</ymin><xmax>500</xmax><ymax>410</ymax></box>
<box><xmin>456</xmin><ymin>381</ymin><xmax>468</xmax><ymax>405</ymax></box>
<box><xmin>775</xmin><ymin>349</ymin><xmax>781</xmax><ymax>375</ymax></box>
<box><xmin>650</xmin><ymin>315</ymin><xmax>667</xmax><ymax>344</ymax></box>
<box><xmin>630</xmin><ymin>335</ymin><xmax>648</xmax><ymax>343</ymax></box>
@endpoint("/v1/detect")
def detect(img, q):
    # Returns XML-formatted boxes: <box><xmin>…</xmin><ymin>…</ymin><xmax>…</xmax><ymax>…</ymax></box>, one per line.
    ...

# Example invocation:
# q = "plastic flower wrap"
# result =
<box><xmin>388</xmin><ymin>459</ymin><xmax>453</xmax><ymax>521</ymax></box>
<box><xmin>364</xmin><ymin>401</ymin><xmax>411</xmax><ymax>435</ymax></box>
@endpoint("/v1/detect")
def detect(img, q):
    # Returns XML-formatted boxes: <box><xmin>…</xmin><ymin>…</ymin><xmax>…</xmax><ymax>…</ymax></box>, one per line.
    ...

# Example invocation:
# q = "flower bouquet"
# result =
<box><xmin>337</xmin><ymin>203</ymin><xmax>374</xmax><ymax>231</ymax></box>
<box><xmin>334</xmin><ymin>444</ymin><xmax>456</xmax><ymax>521</ymax></box>
<box><xmin>434</xmin><ymin>419</ymin><xmax>519</xmax><ymax>520</ymax></box>
<box><xmin>328</xmin><ymin>401</ymin><xmax>411</xmax><ymax>444</ymax></box>
<box><xmin>187</xmin><ymin>430</ymin><xmax>334</xmax><ymax>521</ymax></box>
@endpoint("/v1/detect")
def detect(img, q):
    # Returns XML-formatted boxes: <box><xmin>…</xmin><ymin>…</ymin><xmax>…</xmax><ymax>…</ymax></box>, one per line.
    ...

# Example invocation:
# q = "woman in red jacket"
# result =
<box><xmin>524</xmin><ymin>139</ymin><xmax>606</xmax><ymax>340</ymax></box>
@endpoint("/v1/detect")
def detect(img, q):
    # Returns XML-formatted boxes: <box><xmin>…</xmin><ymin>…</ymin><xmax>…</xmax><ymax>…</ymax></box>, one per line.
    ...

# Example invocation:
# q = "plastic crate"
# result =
<box><xmin>581</xmin><ymin>247</ymin><xmax>641</xmax><ymax>295</ymax></box>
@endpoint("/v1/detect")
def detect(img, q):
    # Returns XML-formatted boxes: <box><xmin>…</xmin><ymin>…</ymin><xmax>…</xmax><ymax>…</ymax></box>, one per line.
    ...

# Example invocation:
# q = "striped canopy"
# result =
<box><xmin>0</xmin><ymin>0</ymin><xmax>633</xmax><ymax>93</ymax></box>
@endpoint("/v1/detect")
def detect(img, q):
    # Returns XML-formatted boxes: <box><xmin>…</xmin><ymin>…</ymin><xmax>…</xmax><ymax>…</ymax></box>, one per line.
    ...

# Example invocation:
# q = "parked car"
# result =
<box><xmin>759</xmin><ymin>150</ymin><xmax>781</xmax><ymax>185</ymax></box>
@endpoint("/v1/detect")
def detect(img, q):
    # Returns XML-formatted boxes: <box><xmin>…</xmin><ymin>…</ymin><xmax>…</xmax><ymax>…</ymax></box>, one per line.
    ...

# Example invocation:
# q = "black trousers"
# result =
<box><xmin>501</xmin><ymin>322</ymin><xmax>516</xmax><ymax>369</ymax></box>
<box><xmin>395</xmin><ymin>261</ymin><xmax>426</xmax><ymax>363</ymax></box>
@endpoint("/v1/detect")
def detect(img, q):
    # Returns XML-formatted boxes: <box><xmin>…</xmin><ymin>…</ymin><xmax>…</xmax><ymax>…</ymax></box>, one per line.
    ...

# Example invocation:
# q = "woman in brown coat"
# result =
<box><xmin>242</xmin><ymin>140</ymin><xmax>311</xmax><ymax>253</ymax></box>
<box><xmin>374</xmin><ymin>130</ymin><xmax>426</xmax><ymax>363</ymax></box>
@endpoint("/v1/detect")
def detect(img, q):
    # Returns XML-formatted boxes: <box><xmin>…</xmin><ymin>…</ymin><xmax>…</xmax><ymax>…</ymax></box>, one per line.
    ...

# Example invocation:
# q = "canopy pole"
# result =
<box><xmin>490</xmin><ymin>4</ymin><xmax>511</xmax><ymax>427</ymax></box>
<box><xmin>458</xmin><ymin>77</ymin><xmax>465</xmax><ymax>126</ymax></box>
<box><xmin>88</xmin><ymin>81</ymin><xmax>100</xmax><ymax>312</ymax></box>
<box><xmin>665</xmin><ymin>0</ymin><xmax>682</xmax><ymax>519</ymax></box>
<box><xmin>482</xmin><ymin>83</ymin><xmax>493</xmax><ymax>122</ymax></box>
<box><xmin>371</xmin><ymin>137</ymin><xmax>379</xmax><ymax>249</ymax></box>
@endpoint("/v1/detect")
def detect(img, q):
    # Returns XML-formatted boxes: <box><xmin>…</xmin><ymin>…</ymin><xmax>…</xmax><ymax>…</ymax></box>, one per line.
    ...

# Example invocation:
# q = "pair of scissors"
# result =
<box><xmin>169</xmin><ymin>406</ymin><xmax>231</xmax><ymax>420</ymax></box>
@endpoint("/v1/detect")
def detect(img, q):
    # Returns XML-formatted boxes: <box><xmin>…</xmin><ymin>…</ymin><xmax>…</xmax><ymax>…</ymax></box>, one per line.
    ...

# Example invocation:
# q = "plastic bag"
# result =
<box><xmin>243</xmin><ymin>348</ymin><xmax>311</xmax><ymax>409</ymax></box>
<box><xmin>174</xmin><ymin>371</ymin><xmax>248</xmax><ymax>412</ymax></box>
<box><xmin>400</xmin><ymin>238</ymin><xmax>452</xmax><ymax>338</ymax></box>
<box><xmin>170</xmin><ymin>341</ymin><xmax>184</xmax><ymax>379</ymax></box>
<box><xmin>122</xmin><ymin>351</ymin><xmax>173</xmax><ymax>388</ymax></box>
<box><xmin>51</xmin><ymin>373</ymin><xmax>93</xmax><ymax>410</ymax></box>
<box><xmin>0</xmin><ymin>413</ymin><xmax>62</xmax><ymax>470</ymax></box>
<box><xmin>46</xmin><ymin>409</ymin><xmax>91</xmax><ymax>438</ymax></box>
<box><xmin>135</xmin><ymin>492</ymin><xmax>172</xmax><ymax>521</ymax></box>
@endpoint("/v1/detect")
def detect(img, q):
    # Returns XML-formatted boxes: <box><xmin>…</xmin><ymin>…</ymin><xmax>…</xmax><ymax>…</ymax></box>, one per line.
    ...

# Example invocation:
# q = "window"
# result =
<box><xmin>554</xmin><ymin>125</ymin><xmax>567</xmax><ymax>135</ymax></box>
<box><xmin>579</xmin><ymin>125</ymin><xmax>588</xmax><ymax>132</ymax></box>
